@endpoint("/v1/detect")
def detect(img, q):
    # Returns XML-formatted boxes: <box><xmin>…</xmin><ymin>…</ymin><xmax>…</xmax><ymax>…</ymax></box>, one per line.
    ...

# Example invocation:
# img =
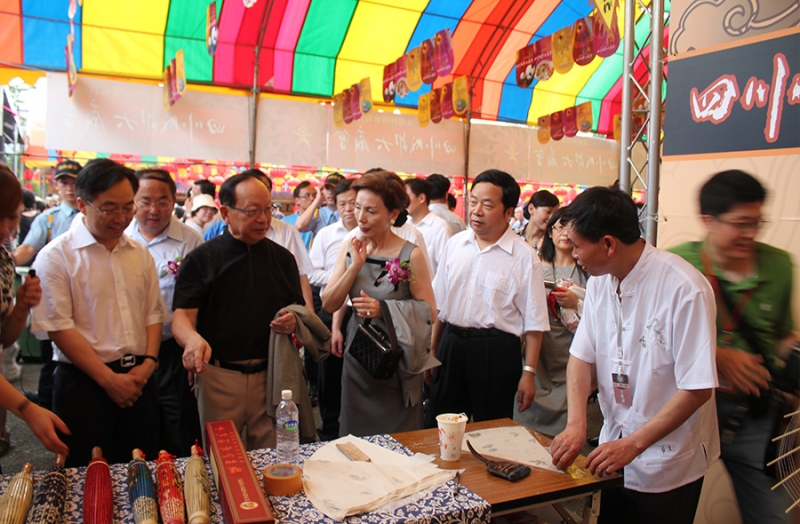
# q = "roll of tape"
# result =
<box><xmin>263</xmin><ymin>464</ymin><xmax>302</xmax><ymax>496</ymax></box>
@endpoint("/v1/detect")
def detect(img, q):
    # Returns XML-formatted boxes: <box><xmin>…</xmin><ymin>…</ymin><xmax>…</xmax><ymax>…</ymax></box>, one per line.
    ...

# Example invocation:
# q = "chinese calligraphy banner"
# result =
<box><xmin>664</xmin><ymin>27</ymin><xmax>800</xmax><ymax>158</ymax></box>
<box><xmin>46</xmin><ymin>73</ymin><xmax>249</xmax><ymax>160</ymax></box>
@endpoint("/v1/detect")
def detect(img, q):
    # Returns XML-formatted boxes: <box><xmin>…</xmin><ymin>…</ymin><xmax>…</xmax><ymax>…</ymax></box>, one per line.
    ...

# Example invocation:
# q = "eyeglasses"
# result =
<box><xmin>86</xmin><ymin>200</ymin><xmax>135</xmax><ymax>218</ymax></box>
<box><xmin>229</xmin><ymin>206</ymin><xmax>271</xmax><ymax>218</ymax></box>
<box><xmin>135</xmin><ymin>199</ymin><xmax>173</xmax><ymax>210</ymax></box>
<box><xmin>299</xmin><ymin>193</ymin><xmax>317</xmax><ymax>199</ymax></box>
<box><xmin>715</xmin><ymin>217</ymin><xmax>769</xmax><ymax>232</ymax></box>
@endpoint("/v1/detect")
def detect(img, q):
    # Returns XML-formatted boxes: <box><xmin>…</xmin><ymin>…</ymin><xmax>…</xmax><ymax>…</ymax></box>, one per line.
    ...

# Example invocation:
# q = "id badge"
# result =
<box><xmin>612</xmin><ymin>373</ymin><xmax>632</xmax><ymax>406</ymax></box>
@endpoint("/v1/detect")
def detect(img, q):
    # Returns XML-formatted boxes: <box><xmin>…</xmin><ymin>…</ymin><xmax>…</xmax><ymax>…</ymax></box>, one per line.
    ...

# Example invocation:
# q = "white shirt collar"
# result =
<box><xmin>72</xmin><ymin>217</ymin><xmax>131</xmax><ymax>251</ymax></box>
<box><xmin>461</xmin><ymin>224</ymin><xmax>516</xmax><ymax>255</ymax></box>
<box><xmin>613</xmin><ymin>240</ymin><xmax>652</xmax><ymax>295</ymax></box>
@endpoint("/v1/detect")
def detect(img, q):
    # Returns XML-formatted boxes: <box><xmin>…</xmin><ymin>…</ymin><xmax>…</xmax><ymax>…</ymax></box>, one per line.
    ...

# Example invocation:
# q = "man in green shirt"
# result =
<box><xmin>670</xmin><ymin>170</ymin><xmax>797</xmax><ymax>524</ymax></box>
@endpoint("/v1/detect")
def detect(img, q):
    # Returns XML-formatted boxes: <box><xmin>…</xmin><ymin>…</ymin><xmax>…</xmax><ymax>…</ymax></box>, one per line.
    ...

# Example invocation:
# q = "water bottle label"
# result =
<box><xmin>284</xmin><ymin>419</ymin><xmax>299</xmax><ymax>432</ymax></box>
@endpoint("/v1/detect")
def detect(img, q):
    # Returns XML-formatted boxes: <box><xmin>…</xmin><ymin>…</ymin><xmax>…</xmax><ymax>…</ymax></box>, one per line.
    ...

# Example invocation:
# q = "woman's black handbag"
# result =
<box><xmin>348</xmin><ymin>317</ymin><xmax>403</xmax><ymax>380</ymax></box>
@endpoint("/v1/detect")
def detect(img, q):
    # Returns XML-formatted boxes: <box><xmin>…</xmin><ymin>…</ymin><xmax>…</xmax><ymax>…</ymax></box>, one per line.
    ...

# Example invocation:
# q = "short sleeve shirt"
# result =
<box><xmin>22</xmin><ymin>202</ymin><xmax>79</xmax><ymax>257</ymax></box>
<box><xmin>172</xmin><ymin>230</ymin><xmax>304</xmax><ymax>361</ymax></box>
<box><xmin>283</xmin><ymin>212</ymin><xmax>322</xmax><ymax>251</ymax></box>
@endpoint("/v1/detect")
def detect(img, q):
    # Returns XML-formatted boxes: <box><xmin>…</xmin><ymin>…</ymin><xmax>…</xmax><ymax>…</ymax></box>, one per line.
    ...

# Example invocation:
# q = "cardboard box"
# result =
<box><xmin>206</xmin><ymin>420</ymin><xmax>274</xmax><ymax>524</ymax></box>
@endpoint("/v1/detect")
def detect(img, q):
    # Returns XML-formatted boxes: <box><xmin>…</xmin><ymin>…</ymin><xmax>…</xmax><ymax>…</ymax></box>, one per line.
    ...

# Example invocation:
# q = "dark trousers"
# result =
<box><xmin>37</xmin><ymin>340</ymin><xmax>56</xmax><ymax>410</ymax></box>
<box><xmin>156</xmin><ymin>337</ymin><xmax>202</xmax><ymax>457</ymax></box>
<box><xmin>424</xmin><ymin>328</ymin><xmax>521</xmax><ymax>428</ymax></box>
<box><xmin>53</xmin><ymin>362</ymin><xmax>159</xmax><ymax>468</ymax></box>
<box><xmin>312</xmin><ymin>285</ymin><xmax>348</xmax><ymax>441</ymax></box>
<box><xmin>598</xmin><ymin>476</ymin><xmax>704</xmax><ymax>524</ymax></box>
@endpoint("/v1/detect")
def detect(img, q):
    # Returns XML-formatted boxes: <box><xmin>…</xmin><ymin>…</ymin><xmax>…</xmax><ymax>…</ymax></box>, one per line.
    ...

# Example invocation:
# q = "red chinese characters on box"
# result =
<box><xmin>207</xmin><ymin>420</ymin><xmax>274</xmax><ymax>524</ymax></box>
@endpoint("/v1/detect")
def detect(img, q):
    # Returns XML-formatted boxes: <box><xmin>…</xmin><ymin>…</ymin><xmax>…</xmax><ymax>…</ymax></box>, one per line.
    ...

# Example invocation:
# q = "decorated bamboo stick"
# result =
<box><xmin>25</xmin><ymin>455</ymin><xmax>67</xmax><ymax>524</ymax></box>
<box><xmin>83</xmin><ymin>447</ymin><xmax>113</xmax><ymax>524</ymax></box>
<box><xmin>156</xmin><ymin>450</ymin><xmax>185</xmax><ymax>524</ymax></box>
<box><xmin>0</xmin><ymin>463</ymin><xmax>34</xmax><ymax>524</ymax></box>
<box><xmin>127</xmin><ymin>449</ymin><xmax>158</xmax><ymax>524</ymax></box>
<box><xmin>183</xmin><ymin>444</ymin><xmax>211</xmax><ymax>524</ymax></box>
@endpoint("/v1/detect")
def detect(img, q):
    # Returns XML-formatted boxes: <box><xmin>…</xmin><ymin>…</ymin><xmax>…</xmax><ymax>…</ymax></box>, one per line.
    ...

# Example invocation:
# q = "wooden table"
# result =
<box><xmin>392</xmin><ymin>418</ymin><xmax>622</xmax><ymax>522</ymax></box>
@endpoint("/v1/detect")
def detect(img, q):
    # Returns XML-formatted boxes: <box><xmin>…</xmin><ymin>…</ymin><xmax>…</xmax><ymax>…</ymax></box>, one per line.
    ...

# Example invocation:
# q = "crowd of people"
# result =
<box><xmin>0</xmin><ymin>158</ymin><xmax>796</xmax><ymax>524</ymax></box>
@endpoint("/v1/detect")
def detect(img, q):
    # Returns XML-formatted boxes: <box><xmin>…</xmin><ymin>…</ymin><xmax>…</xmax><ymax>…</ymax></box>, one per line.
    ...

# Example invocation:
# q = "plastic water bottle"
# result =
<box><xmin>276</xmin><ymin>389</ymin><xmax>299</xmax><ymax>463</ymax></box>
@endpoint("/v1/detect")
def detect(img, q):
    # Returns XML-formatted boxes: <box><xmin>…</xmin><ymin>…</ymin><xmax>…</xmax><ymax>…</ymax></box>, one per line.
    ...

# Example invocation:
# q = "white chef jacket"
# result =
<box><xmin>570</xmin><ymin>242</ymin><xmax>719</xmax><ymax>492</ymax></box>
<box><xmin>432</xmin><ymin>226</ymin><xmax>549</xmax><ymax>336</ymax></box>
<box><xmin>32</xmin><ymin>218</ymin><xmax>167</xmax><ymax>363</ymax></box>
<box><xmin>125</xmin><ymin>216</ymin><xmax>203</xmax><ymax>340</ymax></box>
<box><xmin>408</xmin><ymin>211</ymin><xmax>452</xmax><ymax>277</ymax></box>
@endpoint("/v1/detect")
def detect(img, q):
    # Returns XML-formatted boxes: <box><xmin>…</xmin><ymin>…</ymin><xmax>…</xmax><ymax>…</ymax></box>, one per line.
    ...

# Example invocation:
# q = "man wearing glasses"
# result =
<box><xmin>31</xmin><ymin>159</ymin><xmax>167</xmax><ymax>467</ymax></box>
<box><xmin>671</xmin><ymin>170</ymin><xmax>797</xmax><ymax>524</ymax></box>
<box><xmin>125</xmin><ymin>169</ymin><xmax>203</xmax><ymax>458</ymax></box>
<box><xmin>173</xmin><ymin>171</ymin><xmax>305</xmax><ymax>450</ymax></box>
<box><xmin>284</xmin><ymin>180</ymin><xmax>323</xmax><ymax>251</ymax></box>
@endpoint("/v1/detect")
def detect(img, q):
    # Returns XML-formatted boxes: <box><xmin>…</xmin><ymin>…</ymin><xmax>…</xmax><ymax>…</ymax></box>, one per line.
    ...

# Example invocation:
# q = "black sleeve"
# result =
<box><xmin>173</xmin><ymin>249</ymin><xmax>210</xmax><ymax>311</ymax></box>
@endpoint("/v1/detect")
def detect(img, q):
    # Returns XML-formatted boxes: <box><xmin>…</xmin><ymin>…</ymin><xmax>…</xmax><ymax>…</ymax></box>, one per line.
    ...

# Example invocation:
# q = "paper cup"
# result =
<box><xmin>436</xmin><ymin>413</ymin><xmax>468</xmax><ymax>461</ymax></box>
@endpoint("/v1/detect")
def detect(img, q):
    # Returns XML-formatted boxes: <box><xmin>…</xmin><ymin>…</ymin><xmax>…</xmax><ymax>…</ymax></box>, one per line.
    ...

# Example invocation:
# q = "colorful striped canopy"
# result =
<box><xmin>0</xmin><ymin>0</ymin><xmax>668</xmax><ymax>135</ymax></box>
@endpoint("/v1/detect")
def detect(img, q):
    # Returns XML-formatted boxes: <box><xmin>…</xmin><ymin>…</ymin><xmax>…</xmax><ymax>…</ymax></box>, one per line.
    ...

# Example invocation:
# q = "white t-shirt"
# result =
<box><xmin>432</xmin><ymin>226</ymin><xmax>549</xmax><ymax>335</ymax></box>
<box><xmin>408</xmin><ymin>211</ymin><xmax>452</xmax><ymax>277</ymax></box>
<box><xmin>570</xmin><ymin>242</ymin><xmax>719</xmax><ymax>493</ymax></box>
<box><xmin>308</xmin><ymin>220</ymin><xmax>350</xmax><ymax>287</ymax></box>
<box><xmin>267</xmin><ymin>218</ymin><xmax>312</xmax><ymax>277</ymax></box>
<box><xmin>32</xmin><ymin>218</ymin><xmax>168</xmax><ymax>363</ymax></box>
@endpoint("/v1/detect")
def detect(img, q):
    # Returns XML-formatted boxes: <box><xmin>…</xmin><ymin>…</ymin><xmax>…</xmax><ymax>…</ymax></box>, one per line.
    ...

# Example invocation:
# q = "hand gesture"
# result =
<box><xmin>551</xmin><ymin>289</ymin><xmax>578</xmax><ymax>309</ymax></box>
<box><xmin>349</xmin><ymin>237</ymin><xmax>367</xmax><ymax>270</ymax></box>
<box><xmin>584</xmin><ymin>437</ymin><xmax>640</xmax><ymax>476</ymax></box>
<box><xmin>19</xmin><ymin>403</ymin><xmax>70</xmax><ymax>456</ymax></box>
<box><xmin>270</xmin><ymin>310</ymin><xmax>297</xmax><ymax>335</ymax></box>
<box><xmin>182</xmin><ymin>335</ymin><xmax>212</xmax><ymax>374</ymax></box>
<box><xmin>15</xmin><ymin>275</ymin><xmax>42</xmax><ymax>310</ymax></box>
<box><xmin>352</xmin><ymin>290</ymin><xmax>381</xmax><ymax>320</ymax></box>
<box><xmin>550</xmin><ymin>424</ymin><xmax>586</xmax><ymax>470</ymax></box>
<box><xmin>103</xmin><ymin>372</ymin><xmax>147</xmax><ymax>409</ymax></box>
<box><xmin>331</xmin><ymin>327</ymin><xmax>344</xmax><ymax>358</ymax></box>
<box><xmin>717</xmin><ymin>346</ymin><xmax>771</xmax><ymax>396</ymax></box>
<box><xmin>517</xmin><ymin>372</ymin><xmax>536</xmax><ymax>412</ymax></box>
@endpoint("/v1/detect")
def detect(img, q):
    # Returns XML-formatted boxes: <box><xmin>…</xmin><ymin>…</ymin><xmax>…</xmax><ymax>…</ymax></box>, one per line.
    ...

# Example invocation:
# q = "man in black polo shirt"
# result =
<box><xmin>172</xmin><ymin>172</ymin><xmax>304</xmax><ymax>450</ymax></box>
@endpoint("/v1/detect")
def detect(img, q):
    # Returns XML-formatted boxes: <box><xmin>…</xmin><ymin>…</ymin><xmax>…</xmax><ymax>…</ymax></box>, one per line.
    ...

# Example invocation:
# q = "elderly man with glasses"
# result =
<box><xmin>172</xmin><ymin>170</ymin><xmax>311</xmax><ymax>451</ymax></box>
<box><xmin>31</xmin><ymin>159</ymin><xmax>168</xmax><ymax>467</ymax></box>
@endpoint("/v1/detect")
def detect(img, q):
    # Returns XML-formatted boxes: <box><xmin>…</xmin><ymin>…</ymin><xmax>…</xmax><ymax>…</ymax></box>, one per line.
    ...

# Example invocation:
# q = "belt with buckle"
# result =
<box><xmin>210</xmin><ymin>359</ymin><xmax>268</xmax><ymax>374</ymax></box>
<box><xmin>445</xmin><ymin>323</ymin><xmax>510</xmax><ymax>338</ymax></box>
<box><xmin>105</xmin><ymin>354</ymin><xmax>154</xmax><ymax>373</ymax></box>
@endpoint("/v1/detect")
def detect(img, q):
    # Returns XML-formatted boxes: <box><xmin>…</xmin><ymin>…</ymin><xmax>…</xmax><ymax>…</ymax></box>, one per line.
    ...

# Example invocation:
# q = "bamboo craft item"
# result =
<box><xmin>0</xmin><ymin>463</ymin><xmax>34</xmax><ymax>524</ymax></box>
<box><xmin>156</xmin><ymin>450</ymin><xmax>185</xmax><ymax>524</ymax></box>
<box><xmin>25</xmin><ymin>455</ymin><xmax>67</xmax><ymax>524</ymax></box>
<box><xmin>83</xmin><ymin>447</ymin><xmax>113</xmax><ymax>524</ymax></box>
<box><xmin>183</xmin><ymin>444</ymin><xmax>211</xmax><ymax>524</ymax></box>
<box><xmin>127</xmin><ymin>449</ymin><xmax>158</xmax><ymax>524</ymax></box>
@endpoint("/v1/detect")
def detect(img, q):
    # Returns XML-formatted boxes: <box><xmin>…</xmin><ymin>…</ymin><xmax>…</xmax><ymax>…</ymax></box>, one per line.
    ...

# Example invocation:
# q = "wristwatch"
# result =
<box><xmin>523</xmin><ymin>365</ymin><xmax>536</xmax><ymax>375</ymax></box>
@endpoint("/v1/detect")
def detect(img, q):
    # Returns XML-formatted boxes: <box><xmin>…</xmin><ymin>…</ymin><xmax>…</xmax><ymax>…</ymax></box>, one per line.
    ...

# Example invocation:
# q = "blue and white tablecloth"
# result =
<box><xmin>0</xmin><ymin>435</ymin><xmax>491</xmax><ymax>523</ymax></box>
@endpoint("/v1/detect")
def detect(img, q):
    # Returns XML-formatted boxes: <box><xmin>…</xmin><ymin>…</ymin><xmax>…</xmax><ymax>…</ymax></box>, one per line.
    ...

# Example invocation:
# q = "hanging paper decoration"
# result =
<box><xmin>592</xmin><ymin>10</ymin><xmax>619</xmax><ymax>58</ymax></box>
<box><xmin>563</xmin><ymin>106</ymin><xmax>578</xmax><ymax>137</ymax></box>
<box><xmin>594</xmin><ymin>0</ymin><xmax>619</xmax><ymax>33</ymax></box>
<box><xmin>572</xmin><ymin>17</ymin><xmax>595</xmax><ymax>66</ymax></box>
<box><xmin>537</xmin><ymin>116</ymin><xmax>550</xmax><ymax>144</ymax></box>
<box><xmin>406</xmin><ymin>47</ymin><xmax>422</xmax><ymax>92</ymax></box>
<box><xmin>452</xmin><ymin>76</ymin><xmax>469</xmax><ymax>116</ymax></box>
<box><xmin>435</xmin><ymin>29</ymin><xmax>454</xmax><ymax>77</ymax></box>
<box><xmin>577</xmin><ymin>101</ymin><xmax>593</xmax><ymax>132</ymax></box>
<box><xmin>163</xmin><ymin>66</ymin><xmax>172</xmax><ymax>111</ymax></box>
<box><xmin>359</xmin><ymin>78</ymin><xmax>372</xmax><ymax>114</ymax></box>
<box><xmin>350</xmin><ymin>84</ymin><xmax>361</xmax><ymax>121</ymax></box>
<box><xmin>383</xmin><ymin>62</ymin><xmax>396</xmax><ymax>103</ymax></box>
<box><xmin>550</xmin><ymin>111</ymin><xmax>564</xmax><ymax>141</ymax></box>
<box><xmin>243</xmin><ymin>0</ymin><xmax>257</xmax><ymax>7</ymax></box>
<box><xmin>418</xmin><ymin>93</ymin><xmax>431</xmax><ymax>128</ymax></box>
<box><xmin>65</xmin><ymin>34</ymin><xmax>78</xmax><ymax>97</ymax></box>
<box><xmin>533</xmin><ymin>36</ymin><xmax>554</xmax><ymax>82</ymax></box>
<box><xmin>68</xmin><ymin>0</ymin><xmax>77</xmax><ymax>21</ymax></box>
<box><xmin>552</xmin><ymin>26</ymin><xmax>574</xmax><ymax>75</ymax></box>
<box><xmin>441</xmin><ymin>83</ymin><xmax>454</xmax><ymax>119</ymax></box>
<box><xmin>430</xmin><ymin>88</ymin><xmax>442</xmax><ymax>124</ymax></box>
<box><xmin>516</xmin><ymin>43</ymin><xmax>536</xmax><ymax>88</ymax></box>
<box><xmin>395</xmin><ymin>56</ymin><xmax>409</xmax><ymax>98</ymax></box>
<box><xmin>421</xmin><ymin>38</ymin><xmax>437</xmax><ymax>84</ymax></box>
<box><xmin>176</xmin><ymin>49</ymin><xmax>187</xmax><ymax>99</ymax></box>
<box><xmin>613</xmin><ymin>113</ymin><xmax>622</xmax><ymax>142</ymax></box>
<box><xmin>333</xmin><ymin>94</ymin><xmax>344</xmax><ymax>128</ymax></box>
<box><xmin>169</xmin><ymin>58</ymin><xmax>180</xmax><ymax>104</ymax></box>
<box><xmin>207</xmin><ymin>2</ymin><xmax>218</xmax><ymax>56</ymax></box>
<box><xmin>343</xmin><ymin>88</ymin><xmax>353</xmax><ymax>124</ymax></box>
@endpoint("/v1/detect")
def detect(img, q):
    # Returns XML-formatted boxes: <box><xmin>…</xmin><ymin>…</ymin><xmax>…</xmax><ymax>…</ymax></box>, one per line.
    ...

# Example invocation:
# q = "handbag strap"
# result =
<box><xmin>699</xmin><ymin>244</ymin><xmax>753</xmax><ymax>345</ymax></box>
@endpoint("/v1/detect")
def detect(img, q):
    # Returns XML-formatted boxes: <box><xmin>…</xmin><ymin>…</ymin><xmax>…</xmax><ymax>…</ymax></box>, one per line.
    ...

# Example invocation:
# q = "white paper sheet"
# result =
<box><xmin>462</xmin><ymin>426</ymin><xmax>564</xmax><ymax>474</ymax></box>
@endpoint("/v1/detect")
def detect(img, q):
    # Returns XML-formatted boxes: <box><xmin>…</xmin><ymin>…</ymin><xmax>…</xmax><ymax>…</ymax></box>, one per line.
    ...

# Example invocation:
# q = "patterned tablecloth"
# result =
<box><xmin>0</xmin><ymin>435</ymin><xmax>491</xmax><ymax>523</ymax></box>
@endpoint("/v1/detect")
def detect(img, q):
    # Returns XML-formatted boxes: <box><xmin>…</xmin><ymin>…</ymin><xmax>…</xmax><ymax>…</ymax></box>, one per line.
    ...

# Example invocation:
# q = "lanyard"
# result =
<box><xmin>614</xmin><ymin>288</ymin><xmax>624</xmax><ymax>374</ymax></box>
<box><xmin>699</xmin><ymin>246</ymin><xmax>753</xmax><ymax>343</ymax></box>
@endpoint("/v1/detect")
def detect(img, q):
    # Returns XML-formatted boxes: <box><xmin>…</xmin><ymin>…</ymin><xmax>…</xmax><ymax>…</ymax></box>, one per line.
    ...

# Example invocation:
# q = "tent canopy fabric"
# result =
<box><xmin>0</xmin><ymin>0</ymin><xmax>668</xmax><ymax>135</ymax></box>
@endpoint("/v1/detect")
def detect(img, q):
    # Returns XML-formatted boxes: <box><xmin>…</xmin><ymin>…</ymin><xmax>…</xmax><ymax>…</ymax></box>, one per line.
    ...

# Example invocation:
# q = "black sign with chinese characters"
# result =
<box><xmin>664</xmin><ymin>28</ymin><xmax>800</xmax><ymax>157</ymax></box>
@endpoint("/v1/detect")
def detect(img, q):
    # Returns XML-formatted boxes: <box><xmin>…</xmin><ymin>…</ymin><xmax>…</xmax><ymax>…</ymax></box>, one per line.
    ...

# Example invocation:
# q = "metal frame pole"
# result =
<box><xmin>618</xmin><ymin>0</ymin><xmax>636</xmax><ymax>194</ymax></box>
<box><xmin>645</xmin><ymin>0</ymin><xmax>664</xmax><ymax>244</ymax></box>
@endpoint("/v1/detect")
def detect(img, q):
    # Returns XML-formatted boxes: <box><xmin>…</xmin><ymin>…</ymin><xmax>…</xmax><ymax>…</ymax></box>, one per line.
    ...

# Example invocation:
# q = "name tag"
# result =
<box><xmin>612</xmin><ymin>372</ymin><xmax>632</xmax><ymax>406</ymax></box>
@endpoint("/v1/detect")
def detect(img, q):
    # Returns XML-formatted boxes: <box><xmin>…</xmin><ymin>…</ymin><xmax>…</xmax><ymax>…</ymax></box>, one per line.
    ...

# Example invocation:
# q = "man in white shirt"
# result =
<box><xmin>549</xmin><ymin>187</ymin><xmax>719</xmax><ymax>524</ymax></box>
<box><xmin>404</xmin><ymin>178</ymin><xmax>452</xmax><ymax>276</ymax></box>
<box><xmin>32</xmin><ymin>159</ymin><xmax>167</xmax><ymax>467</ymax></box>
<box><xmin>125</xmin><ymin>168</ymin><xmax>203</xmax><ymax>458</ymax></box>
<box><xmin>308</xmin><ymin>179</ymin><xmax>357</xmax><ymax>440</ymax></box>
<box><xmin>425</xmin><ymin>169</ymin><xmax>548</xmax><ymax>427</ymax></box>
<box><xmin>426</xmin><ymin>173</ymin><xmax>465</xmax><ymax>236</ymax></box>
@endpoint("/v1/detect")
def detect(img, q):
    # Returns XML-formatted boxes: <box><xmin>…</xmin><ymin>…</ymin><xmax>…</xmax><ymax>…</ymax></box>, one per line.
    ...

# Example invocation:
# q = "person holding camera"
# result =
<box><xmin>671</xmin><ymin>170</ymin><xmax>798</xmax><ymax>524</ymax></box>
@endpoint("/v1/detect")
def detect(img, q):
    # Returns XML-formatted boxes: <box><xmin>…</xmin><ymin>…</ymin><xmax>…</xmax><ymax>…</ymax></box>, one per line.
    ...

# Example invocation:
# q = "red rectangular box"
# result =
<box><xmin>206</xmin><ymin>420</ymin><xmax>274</xmax><ymax>524</ymax></box>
